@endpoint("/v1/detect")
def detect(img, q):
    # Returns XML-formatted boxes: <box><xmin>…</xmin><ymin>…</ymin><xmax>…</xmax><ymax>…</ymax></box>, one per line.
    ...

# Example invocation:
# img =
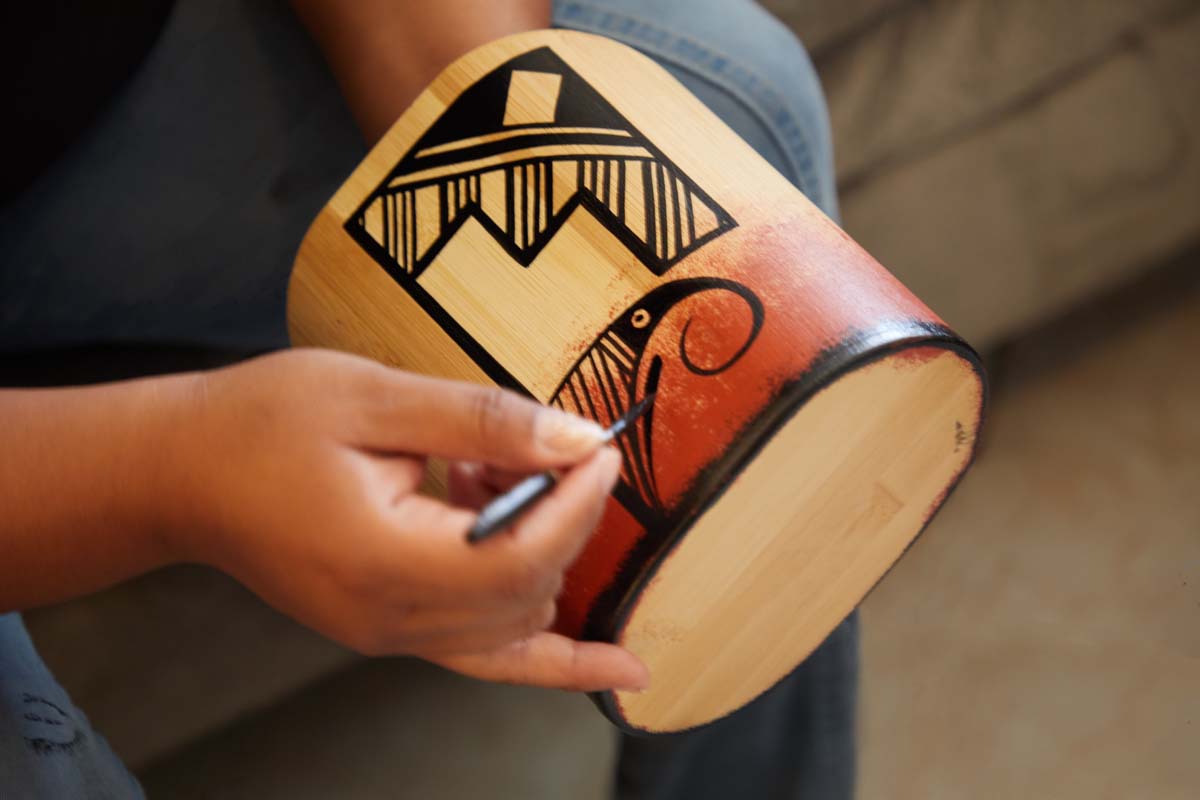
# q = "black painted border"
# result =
<box><xmin>590</xmin><ymin>321</ymin><xmax>989</xmax><ymax>735</ymax></box>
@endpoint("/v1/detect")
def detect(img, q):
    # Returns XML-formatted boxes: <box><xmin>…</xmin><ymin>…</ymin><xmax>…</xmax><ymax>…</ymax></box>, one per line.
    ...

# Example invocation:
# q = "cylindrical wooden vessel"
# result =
<box><xmin>289</xmin><ymin>30</ymin><xmax>986</xmax><ymax>734</ymax></box>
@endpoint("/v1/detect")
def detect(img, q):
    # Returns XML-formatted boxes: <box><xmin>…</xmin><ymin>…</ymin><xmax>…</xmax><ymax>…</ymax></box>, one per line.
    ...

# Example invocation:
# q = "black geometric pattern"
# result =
<box><xmin>548</xmin><ymin>278</ymin><xmax>764</xmax><ymax>525</ymax></box>
<box><xmin>345</xmin><ymin>47</ymin><xmax>735</xmax><ymax>281</ymax></box>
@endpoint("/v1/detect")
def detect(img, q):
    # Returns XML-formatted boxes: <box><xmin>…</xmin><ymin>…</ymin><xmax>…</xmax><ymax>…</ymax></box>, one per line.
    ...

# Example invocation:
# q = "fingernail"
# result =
<box><xmin>620</xmin><ymin>658</ymin><xmax>651</xmax><ymax>692</ymax></box>
<box><xmin>535</xmin><ymin>408</ymin><xmax>607</xmax><ymax>458</ymax></box>
<box><xmin>596</xmin><ymin>447</ymin><xmax>623</xmax><ymax>493</ymax></box>
<box><xmin>620</xmin><ymin>673</ymin><xmax>651</xmax><ymax>693</ymax></box>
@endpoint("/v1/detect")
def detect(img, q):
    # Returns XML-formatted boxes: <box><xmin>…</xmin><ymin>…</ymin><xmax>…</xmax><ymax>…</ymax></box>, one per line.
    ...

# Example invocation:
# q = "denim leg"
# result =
<box><xmin>553</xmin><ymin>2</ymin><xmax>857</xmax><ymax>799</ymax></box>
<box><xmin>0</xmin><ymin>0</ymin><xmax>837</xmax><ymax>353</ymax></box>
<box><xmin>0</xmin><ymin>614</ymin><xmax>144</xmax><ymax>799</ymax></box>
<box><xmin>0</xmin><ymin>0</ymin><xmax>364</xmax><ymax>353</ymax></box>
<box><xmin>553</xmin><ymin>0</ymin><xmax>839</xmax><ymax>221</ymax></box>
<box><xmin>610</xmin><ymin>616</ymin><xmax>859</xmax><ymax>800</ymax></box>
<box><xmin>0</xmin><ymin>2</ymin><xmax>361</xmax><ymax>796</ymax></box>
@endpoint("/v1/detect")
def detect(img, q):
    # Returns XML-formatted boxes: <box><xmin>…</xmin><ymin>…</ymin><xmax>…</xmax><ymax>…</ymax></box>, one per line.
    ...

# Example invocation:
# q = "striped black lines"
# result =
<box><xmin>505</xmin><ymin>165</ymin><xmax>516</xmax><ymax>246</ymax></box>
<box><xmin>647</xmin><ymin>163</ymin><xmax>658</xmax><ymax>259</ymax></box>
<box><xmin>602</xmin><ymin>330</ymin><xmax>635</xmax><ymax>371</ymax></box>
<box><xmin>550</xmin><ymin>330</ymin><xmax>661</xmax><ymax>514</ymax></box>
<box><xmin>616</xmin><ymin>157</ymin><xmax>626</xmax><ymax>224</ymax></box>
<box><xmin>543</xmin><ymin>161</ymin><xmax>553</xmax><ymax>229</ymax></box>
<box><xmin>543</xmin><ymin>278</ymin><xmax>763</xmax><ymax>528</ymax></box>
<box><xmin>347</xmin><ymin>45</ymin><xmax>734</xmax><ymax>282</ymax></box>
<box><xmin>351</xmin><ymin>153</ymin><xmax>731</xmax><ymax>279</ymax></box>
<box><xmin>670</xmin><ymin>170</ymin><xmax>682</xmax><ymax>260</ymax></box>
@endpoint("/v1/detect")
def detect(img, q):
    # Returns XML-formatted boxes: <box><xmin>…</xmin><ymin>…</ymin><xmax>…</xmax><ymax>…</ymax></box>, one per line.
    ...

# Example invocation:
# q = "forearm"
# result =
<box><xmin>291</xmin><ymin>0</ymin><xmax>552</xmax><ymax>143</ymax></box>
<box><xmin>0</xmin><ymin>374</ymin><xmax>195</xmax><ymax>611</ymax></box>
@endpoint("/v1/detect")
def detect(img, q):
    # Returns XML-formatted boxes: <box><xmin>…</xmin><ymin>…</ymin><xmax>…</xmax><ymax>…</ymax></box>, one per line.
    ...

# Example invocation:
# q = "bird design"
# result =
<box><xmin>548</xmin><ymin>278</ymin><xmax>764</xmax><ymax>524</ymax></box>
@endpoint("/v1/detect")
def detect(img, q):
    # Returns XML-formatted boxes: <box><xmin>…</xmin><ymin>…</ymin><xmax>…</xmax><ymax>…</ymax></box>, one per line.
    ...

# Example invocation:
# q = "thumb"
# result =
<box><xmin>431</xmin><ymin>632</ymin><xmax>650</xmax><ymax>693</ymax></box>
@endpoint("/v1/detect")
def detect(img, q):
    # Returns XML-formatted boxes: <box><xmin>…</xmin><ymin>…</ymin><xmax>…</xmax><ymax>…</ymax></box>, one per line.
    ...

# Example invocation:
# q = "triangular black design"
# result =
<box><xmin>345</xmin><ymin>47</ymin><xmax>736</xmax><ymax>281</ymax></box>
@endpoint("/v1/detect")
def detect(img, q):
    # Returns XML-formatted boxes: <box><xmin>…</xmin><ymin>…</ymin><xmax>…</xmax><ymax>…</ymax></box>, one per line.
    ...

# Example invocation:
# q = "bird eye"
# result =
<box><xmin>631</xmin><ymin>309</ymin><xmax>651</xmax><ymax>329</ymax></box>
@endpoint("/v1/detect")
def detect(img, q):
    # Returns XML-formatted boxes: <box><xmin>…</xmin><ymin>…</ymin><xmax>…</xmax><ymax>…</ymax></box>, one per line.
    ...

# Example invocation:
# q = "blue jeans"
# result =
<box><xmin>0</xmin><ymin>1</ymin><xmax>856</xmax><ymax>797</ymax></box>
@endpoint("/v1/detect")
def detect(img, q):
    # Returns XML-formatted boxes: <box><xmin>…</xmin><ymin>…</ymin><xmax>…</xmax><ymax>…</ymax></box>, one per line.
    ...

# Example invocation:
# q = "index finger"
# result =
<box><xmin>357</xmin><ymin>367</ymin><xmax>607</xmax><ymax>471</ymax></box>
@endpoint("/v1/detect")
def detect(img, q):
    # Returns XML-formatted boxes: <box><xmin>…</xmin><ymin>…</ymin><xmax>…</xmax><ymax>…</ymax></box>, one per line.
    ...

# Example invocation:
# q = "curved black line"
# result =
<box><xmin>678</xmin><ymin>286</ymin><xmax>765</xmax><ymax>376</ymax></box>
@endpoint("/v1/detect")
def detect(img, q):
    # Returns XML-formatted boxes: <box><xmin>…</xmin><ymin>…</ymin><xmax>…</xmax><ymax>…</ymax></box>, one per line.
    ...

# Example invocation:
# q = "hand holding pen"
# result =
<box><xmin>466</xmin><ymin>394</ymin><xmax>655</xmax><ymax>544</ymax></box>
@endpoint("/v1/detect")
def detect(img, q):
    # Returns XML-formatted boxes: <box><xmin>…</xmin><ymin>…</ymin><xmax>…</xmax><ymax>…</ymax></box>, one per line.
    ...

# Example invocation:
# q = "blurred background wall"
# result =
<box><xmin>854</xmin><ymin>277</ymin><xmax>1199</xmax><ymax>799</ymax></box>
<box><xmin>762</xmin><ymin>1</ymin><xmax>1200</xmax><ymax>796</ymax></box>
<box><xmin>764</xmin><ymin>0</ymin><xmax>1200</xmax><ymax>348</ymax></box>
<box><xmin>25</xmin><ymin>1</ymin><xmax>1199</xmax><ymax>797</ymax></box>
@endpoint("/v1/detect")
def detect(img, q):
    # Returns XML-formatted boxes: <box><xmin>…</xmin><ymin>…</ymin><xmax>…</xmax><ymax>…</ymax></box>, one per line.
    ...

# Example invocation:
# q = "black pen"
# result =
<box><xmin>466</xmin><ymin>393</ymin><xmax>656</xmax><ymax>544</ymax></box>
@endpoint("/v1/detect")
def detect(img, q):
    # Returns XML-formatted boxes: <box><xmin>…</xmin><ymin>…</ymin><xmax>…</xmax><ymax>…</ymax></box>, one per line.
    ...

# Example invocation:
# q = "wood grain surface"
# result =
<box><xmin>288</xmin><ymin>29</ymin><xmax>985</xmax><ymax>733</ymax></box>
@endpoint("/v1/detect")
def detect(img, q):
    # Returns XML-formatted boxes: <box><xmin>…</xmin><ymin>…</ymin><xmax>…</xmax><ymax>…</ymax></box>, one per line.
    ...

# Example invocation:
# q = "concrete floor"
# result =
<box><xmin>140</xmin><ymin>279</ymin><xmax>1200</xmax><ymax>798</ymax></box>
